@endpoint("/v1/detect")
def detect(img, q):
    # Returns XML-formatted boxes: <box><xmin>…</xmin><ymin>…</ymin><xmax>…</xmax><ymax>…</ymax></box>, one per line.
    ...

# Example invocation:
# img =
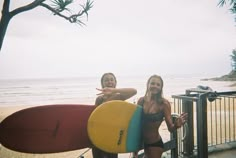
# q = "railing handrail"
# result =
<box><xmin>171</xmin><ymin>90</ymin><xmax>236</xmax><ymax>158</ymax></box>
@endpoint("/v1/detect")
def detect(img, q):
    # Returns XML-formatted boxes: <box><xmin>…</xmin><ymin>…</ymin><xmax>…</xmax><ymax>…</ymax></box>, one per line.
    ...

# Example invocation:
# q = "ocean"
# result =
<box><xmin>0</xmin><ymin>74</ymin><xmax>235</xmax><ymax>107</ymax></box>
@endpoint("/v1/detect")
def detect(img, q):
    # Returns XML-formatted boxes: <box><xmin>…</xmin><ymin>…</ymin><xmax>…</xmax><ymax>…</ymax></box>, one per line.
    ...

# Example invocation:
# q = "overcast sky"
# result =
<box><xmin>0</xmin><ymin>0</ymin><xmax>235</xmax><ymax>79</ymax></box>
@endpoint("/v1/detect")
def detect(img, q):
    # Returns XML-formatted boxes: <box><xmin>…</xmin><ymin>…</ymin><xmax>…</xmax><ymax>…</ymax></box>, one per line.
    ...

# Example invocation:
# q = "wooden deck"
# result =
<box><xmin>209</xmin><ymin>149</ymin><xmax>236</xmax><ymax>158</ymax></box>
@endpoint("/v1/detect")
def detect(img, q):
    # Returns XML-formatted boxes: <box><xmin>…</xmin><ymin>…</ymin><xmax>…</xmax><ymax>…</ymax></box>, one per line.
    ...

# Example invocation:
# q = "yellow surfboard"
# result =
<box><xmin>87</xmin><ymin>100</ymin><xmax>143</xmax><ymax>153</ymax></box>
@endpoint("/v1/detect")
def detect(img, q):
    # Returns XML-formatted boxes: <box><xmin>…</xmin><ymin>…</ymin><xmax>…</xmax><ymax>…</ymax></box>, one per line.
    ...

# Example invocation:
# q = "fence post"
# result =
<box><xmin>196</xmin><ymin>94</ymin><xmax>208</xmax><ymax>158</ymax></box>
<box><xmin>182</xmin><ymin>91</ymin><xmax>194</xmax><ymax>157</ymax></box>
<box><xmin>171</xmin><ymin>117</ymin><xmax>178</xmax><ymax>158</ymax></box>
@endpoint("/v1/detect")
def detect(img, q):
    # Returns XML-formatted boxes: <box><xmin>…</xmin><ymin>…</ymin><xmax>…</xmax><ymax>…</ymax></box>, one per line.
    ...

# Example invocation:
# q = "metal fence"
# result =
<box><xmin>170</xmin><ymin>89</ymin><xmax>236</xmax><ymax>158</ymax></box>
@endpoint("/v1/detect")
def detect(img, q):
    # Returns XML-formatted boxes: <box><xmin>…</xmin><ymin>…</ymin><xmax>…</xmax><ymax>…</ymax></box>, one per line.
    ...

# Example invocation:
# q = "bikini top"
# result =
<box><xmin>143</xmin><ymin>111</ymin><xmax>164</xmax><ymax>122</ymax></box>
<box><xmin>139</xmin><ymin>97</ymin><xmax>164</xmax><ymax>122</ymax></box>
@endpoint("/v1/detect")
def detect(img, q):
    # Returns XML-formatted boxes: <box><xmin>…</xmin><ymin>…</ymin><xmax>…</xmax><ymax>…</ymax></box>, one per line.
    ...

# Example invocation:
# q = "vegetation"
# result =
<box><xmin>202</xmin><ymin>49</ymin><xmax>236</xmax><ymax>82</ymax></box>
<box><xmin>0</xmin><ymin>1</ymin><xmax>234</xmax><ymax>53</ymax></box>
<box><xmin>0</xmin><ymin>0</ymin><xmax>93</xmax><ymax>52</ymax></box>
<box><xmin>230</xmin><ymin>49</ymin><xmax>236</xmax><ymax>71</ymax></box>
<box><xmin>206</xmin><ymin>1</ymin><xmax>236</xmax><ymax>82</ymax></box>
<box><xmin>218</xmin><ymin>0</ymin><xmax>236</xmax><ymax>21</ymax></box>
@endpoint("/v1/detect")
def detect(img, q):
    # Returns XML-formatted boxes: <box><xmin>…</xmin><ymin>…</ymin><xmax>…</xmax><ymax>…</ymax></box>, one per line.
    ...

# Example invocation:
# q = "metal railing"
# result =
<box><xmin>171</xmin><ymin>89</ymin><xmax>236</xmax><ymax>158</ymax></box>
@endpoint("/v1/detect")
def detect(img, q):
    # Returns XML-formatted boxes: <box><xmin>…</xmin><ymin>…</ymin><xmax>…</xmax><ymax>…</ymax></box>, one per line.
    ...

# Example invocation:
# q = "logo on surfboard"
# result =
<box><xmin>117</xmin><ymin>129</ymin><xmax>124</xmax><ymax>145</ymax></box>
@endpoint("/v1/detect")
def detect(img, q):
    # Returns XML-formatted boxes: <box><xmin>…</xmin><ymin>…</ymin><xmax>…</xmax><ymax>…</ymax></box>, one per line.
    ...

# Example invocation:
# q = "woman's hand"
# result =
<box><xmin>144</xmin><ymin>91</ymin><xmax>152</xmax><ymax>103</ymax></box>
<box><xmin>96</xmin><ymin>88</ymin><xmax>116</xmax><ymax>96</ymax></box>
<box><xmin>96</xmin><ymin>87</ymin><xmax>137</xmax><ymax>101</ymax></box>
<box><xmin>174</xmin><ymin>112</ymin><xmax>188</xmax><ymax>129</ymax></box>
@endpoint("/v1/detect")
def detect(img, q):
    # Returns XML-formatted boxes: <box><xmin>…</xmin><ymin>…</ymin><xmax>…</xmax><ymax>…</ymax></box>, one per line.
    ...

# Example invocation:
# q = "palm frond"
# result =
<box><xmin>76</xmin><ymin>19</ymin><xmax>86</xmax><ymax>26</ymax></box>
<box><xmin>50</xmin><ymin>0</ymin><xmax>73</xmax><ymax>12</ymax></box>
<box><xmin>218</xmin><ymin>0</ymin><xmax>226</xmax><ymax>7</ymax></box>
<box><xmin>81</xmin><ymin>0</ymin><xmax>93</xmax><ymax>18</ymax></box>
<box><xmin>230</xmin><ymin>8</ymin><xmax>236</xmax><ymax>13</ymax></box>
<box><xmin>230</xmin><ymin>0</ymin><xmax>236</xmax><ymax>5</ymax></box>
<box><xmin>231</xmin><ymin>2</ymin><xmax>236</xmax><ymax>13</ymax></box>
<box><xmin>86</xmin><ymin>0</ymin><xmax>94</xmax><ymax>9</ymax></box>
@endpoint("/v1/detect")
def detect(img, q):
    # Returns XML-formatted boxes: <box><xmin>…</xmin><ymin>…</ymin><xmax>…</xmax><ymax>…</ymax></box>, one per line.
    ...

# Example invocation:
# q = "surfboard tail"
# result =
<box><xmin>88</xmin><ymin>101</ymin><xmax>143</xmax><ymax>153</ymax></box>
<box><xmin>126</xmin><ymin>105</ymin><xmax>143</xmax><ymax>152</ymax></box>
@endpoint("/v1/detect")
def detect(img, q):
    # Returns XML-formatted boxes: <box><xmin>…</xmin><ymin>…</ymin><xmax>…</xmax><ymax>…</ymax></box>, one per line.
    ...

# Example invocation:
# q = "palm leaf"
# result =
<box><xmin>218</xmin><ymin>0</ymin><xmax>226</xmax><ymax>7</ymax></box>
<box><xmin>51</xmin><ymin>0</ymin><xmax>73</xmax><ymax>12</ymax></box>
<box><xmin>230</xmin><ymin>0</ymin><xmax>236</xmax><ymax>5</ymax></box>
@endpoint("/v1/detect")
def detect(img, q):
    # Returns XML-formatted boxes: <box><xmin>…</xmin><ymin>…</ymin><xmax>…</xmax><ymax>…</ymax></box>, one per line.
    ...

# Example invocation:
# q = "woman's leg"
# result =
<box><xmin>104</xmin><ymin>152</ymin><xmax>118</xmax><ymax>158</ymax></box>
<box><xmin>92</xmin><ymin>146</ymin><xmax>103</xmax><ymax>158</ymax></box>
<box><xmin>92</xmin><ymin>146</ymin><xmax>118</xmax><ymax>158</ymax></box>
<box><xmin>143</xmin><ymin>139</ymin><xmax>164</xmax><ymax>158</ymax></box>
<box><xmin>144</xmin><ymin>146</ymin><xmax>163</xmax><ymax>158</ymax></box>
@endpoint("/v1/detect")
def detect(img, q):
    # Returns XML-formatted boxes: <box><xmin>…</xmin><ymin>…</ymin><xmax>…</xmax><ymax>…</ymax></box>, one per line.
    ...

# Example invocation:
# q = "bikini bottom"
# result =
<box><xmin>144</xmin><ymin>138</ymin><xmax>164</xmax><ymax>149</ymax></box>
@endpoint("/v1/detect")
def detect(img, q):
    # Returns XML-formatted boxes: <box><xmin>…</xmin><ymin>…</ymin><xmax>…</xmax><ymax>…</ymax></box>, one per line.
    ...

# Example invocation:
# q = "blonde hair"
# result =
<box><xmin>145</xmin><ymin>75</ymin><xmax>164</xmax><ymax>104</ymax></box>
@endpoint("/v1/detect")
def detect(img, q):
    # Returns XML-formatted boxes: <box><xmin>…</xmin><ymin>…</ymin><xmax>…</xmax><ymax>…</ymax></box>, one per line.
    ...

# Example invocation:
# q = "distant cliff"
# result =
<box><xmin>202</xmin><ymin>71</ymin><xmax>236</xmax><ymax>81</ymax></box>
<box><xmin>201</xmin><ymin>70</ymin><xmax>236</xmax><ymax>86</ymax></box>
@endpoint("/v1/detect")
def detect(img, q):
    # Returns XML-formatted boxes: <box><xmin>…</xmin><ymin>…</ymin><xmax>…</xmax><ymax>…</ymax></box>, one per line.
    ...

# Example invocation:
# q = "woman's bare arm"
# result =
<box><xmin>96</xmin><ymin>88</ymin><xmax>137</xmax><ymax>101</ymax></box>
<box><xmin>164</xmin><ymin>100</ymin><xmax>187</xmax><ymax>132</ymax></box>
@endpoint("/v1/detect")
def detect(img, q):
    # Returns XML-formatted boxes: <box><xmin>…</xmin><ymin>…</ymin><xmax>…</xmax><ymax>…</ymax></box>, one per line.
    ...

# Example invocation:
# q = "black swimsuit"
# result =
<box><xmin>143</xmin><ymin>112</ymin><xmax>165</xmax><ymax>149</ymax></box>
<box><xmin>144</xmin><ymin>139</ymin><xmax>164</xmax><ymax>149</ymax></box>
<box><xmin>143</xmin><ymin>111</ymin><xmax>164</xmax><ymax>122</ymax></box>
<box><xmin>140</xmin><ymin>98</ymin><xmax>165</xmax><ymax>149</ymax></box>
<box><xmin>140</xmin><ymin>97</ymin><xmax>164</xmax><ymax>122</ymax></box>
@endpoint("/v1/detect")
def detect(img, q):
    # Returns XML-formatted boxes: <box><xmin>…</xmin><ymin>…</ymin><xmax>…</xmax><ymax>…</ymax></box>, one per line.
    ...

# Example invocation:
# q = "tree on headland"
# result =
<box><xmin>230</xmin><ymin>49</ymin><xmax>236</xmax><ymax>71</ymax></box>
<box><xmin>206</xmin><ymin>49</ymin><xmax>236</xmax><ymax>82</ymax></box>
<box><xmin>0</xmin><ymin>0</ymin><xmax>93</xmax><ymax>52</ymax></box>
<box><xmin>218</xmin><ymin>0</ymin><xmax>236</xmax><ymax>22</ymax></box>
<box><xmin>214</xmin><ymin>0</ymin><xmax>236</xmax><ymax>82</ymax></box>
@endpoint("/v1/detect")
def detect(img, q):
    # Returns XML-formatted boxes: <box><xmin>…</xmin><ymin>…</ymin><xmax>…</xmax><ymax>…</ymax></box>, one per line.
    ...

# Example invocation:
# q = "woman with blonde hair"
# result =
<box><xmin>134</xmin><ymin>75</ymin><xmax>187</xmax><ymax>158</ymax></box>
